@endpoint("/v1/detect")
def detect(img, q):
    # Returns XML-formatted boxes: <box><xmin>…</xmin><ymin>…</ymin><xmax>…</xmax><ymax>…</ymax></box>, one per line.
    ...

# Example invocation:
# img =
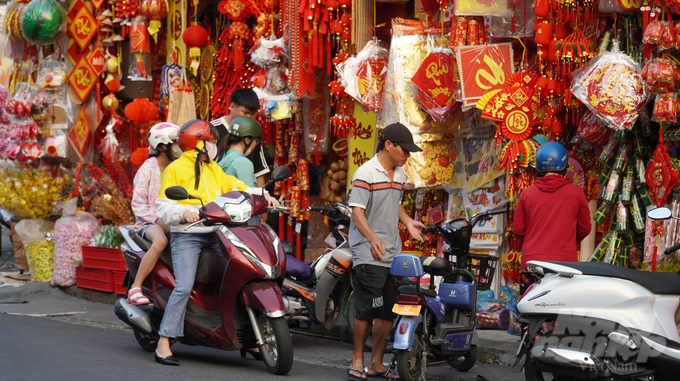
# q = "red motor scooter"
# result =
<box><xmin>114</xmin><ymin>167</ymin><xmax>294</xmax><ymax>375</ymax></box>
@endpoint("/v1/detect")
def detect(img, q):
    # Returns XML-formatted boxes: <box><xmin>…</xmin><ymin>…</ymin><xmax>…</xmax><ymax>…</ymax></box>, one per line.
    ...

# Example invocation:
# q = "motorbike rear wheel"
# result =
<box><xmin>133</xmin><ymin>328</ymin><xmax>158</xmax><ymax>352</ymax></box>
<box><xmin>396</xmin><ymin>325</ymin><xmax>425</xmax><ymax>381</ymax></box>
<box><xmin>446</xmin><ymin>344</ymin><xmax>477</xmax><ymax>371</ymax></box>
<box><xmin>258</xmin><ymin>314</ymin><xmax>294</xmax><ymax>375</ymax></box>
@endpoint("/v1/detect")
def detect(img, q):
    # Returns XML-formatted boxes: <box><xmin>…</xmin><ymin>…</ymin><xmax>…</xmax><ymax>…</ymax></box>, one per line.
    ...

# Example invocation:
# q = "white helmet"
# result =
<box><xmin>148</xmin><ymin>122</ymin><xmax>180</xmax><ymax>149</ymax></box>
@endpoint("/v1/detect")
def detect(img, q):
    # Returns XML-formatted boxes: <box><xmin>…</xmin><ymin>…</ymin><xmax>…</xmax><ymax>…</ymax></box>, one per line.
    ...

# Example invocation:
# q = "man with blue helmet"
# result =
<box><xmin>513</xmin><ymin>142</ymin><xmax>591</xmax><ymax>294</ymax></box>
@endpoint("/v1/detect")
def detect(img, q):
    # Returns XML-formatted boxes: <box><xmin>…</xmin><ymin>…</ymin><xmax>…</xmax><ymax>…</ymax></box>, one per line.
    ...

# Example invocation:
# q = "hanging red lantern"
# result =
<box><xmin>340</xmin><ymin>14</ymin><xmax>351</xmax><ymax>27</ymax></box>
<box><xmin>139</xmin><ymin>0</ymin><xmax>168</xmax><ymax>42</ymax></box>
<box><xmin>183</xmin><ymin>23</ymin><xmax>209</xmax><ymax>50</ymax></box>
<box><xmin>535</xmin><ymin>22</ymin><xmax>552</xmax><ymax>45</ymax></box>
<box><xmin>124</xmin><ymin>98</ymin><xmax>159</xmax><ymax>124</ymax></box>
<box><xmin>183</xmin><ymin>22</ymin><xmax>209</xmax><ymax>76</ymax></box>
<box><xmin>338</xmin><ymin>0</ymin><xmax>351</xmax><ymax>7</ymax></box>
<box><xmin>325</xmin><ymin>0</ymin><xmax>337</xmax><ymax>10</ymax></box>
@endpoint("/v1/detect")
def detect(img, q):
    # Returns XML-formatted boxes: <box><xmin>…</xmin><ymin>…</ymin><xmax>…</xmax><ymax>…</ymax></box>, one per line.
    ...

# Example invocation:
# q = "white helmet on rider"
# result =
<box><xmin>148</xmin><ymin>122</ymin><xmax>180</xmax><ymax>155</ymax></box>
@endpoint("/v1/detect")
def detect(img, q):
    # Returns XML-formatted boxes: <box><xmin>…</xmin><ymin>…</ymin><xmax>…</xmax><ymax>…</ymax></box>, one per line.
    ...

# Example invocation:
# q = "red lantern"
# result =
<box><xmin>338</xmin><ymin>0</ymin><xmax>351</xmax><ymax>7</ymax></box>
<box><xmin>534</xmin><ymin>0</ymin><xmax>550</xmax><ymax>18</ymax></box>
<box><xmin>341</xmin><ymin>29</ymin><xmax>351</xmax><ymax>41</ymax></box>
<box><xmin>124</xmin><ymin>98</ymin><xmax>159</xmax><ymax>124</ymax></box>
<box><xmin>139</xmin><ymin>0</ymin><xmax>168</xmax><ymax>19</ymax></box>
<box><xmin>340</xmin><ymin>14</ymin><xmax>351</xmax><ymax>26</ymax></box>
<box><xmin>183</xmin><ymin>23</ymin><xmax>209</xmax><ymax>48</ymax></box>
<box><xmin>535</xmin><ymin>22</ymin><xmax>552</xmax><ymax>45</ymax></box>
<box><xmin>331</xmin><ymin>20</ymin><xmax>343</xmax><ymax>34</ymax></box>
<box><xmin>326</xmin><ymin>0</ymin><xmax>337</xmax><ymax>9</ymax></box>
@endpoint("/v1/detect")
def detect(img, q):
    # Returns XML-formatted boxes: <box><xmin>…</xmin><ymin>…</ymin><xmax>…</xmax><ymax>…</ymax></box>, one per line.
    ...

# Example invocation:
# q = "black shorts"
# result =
<box><xmin>352</xmin><ymin>264</ymin><xmax>397</xmax><ymax>321</ymax></box>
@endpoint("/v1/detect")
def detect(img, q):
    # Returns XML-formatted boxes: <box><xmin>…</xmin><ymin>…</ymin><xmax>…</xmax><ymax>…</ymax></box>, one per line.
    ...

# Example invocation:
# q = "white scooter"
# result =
<box><xmin>515</xmin><ymin>206</ymin><xmax>680</xmax><ymax>381</ymax></box>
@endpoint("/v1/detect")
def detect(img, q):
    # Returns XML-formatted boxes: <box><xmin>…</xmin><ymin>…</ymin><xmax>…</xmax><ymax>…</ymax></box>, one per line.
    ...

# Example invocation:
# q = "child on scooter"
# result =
<box><xmin>127</xmin><ymin>122</ymin><xmax>182</xmax><ymax>305</ymax></box>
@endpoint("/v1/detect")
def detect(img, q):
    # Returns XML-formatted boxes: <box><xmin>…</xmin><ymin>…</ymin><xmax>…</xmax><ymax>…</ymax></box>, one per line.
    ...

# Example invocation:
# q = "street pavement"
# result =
<box><xmin>0</xmin><ymin>226</ymin><xmax>525</xmax><ymax>380</ymax></box>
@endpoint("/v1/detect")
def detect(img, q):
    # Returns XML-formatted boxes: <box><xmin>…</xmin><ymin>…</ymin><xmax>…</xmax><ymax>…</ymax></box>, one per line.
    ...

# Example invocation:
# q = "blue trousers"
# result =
<box><xmin>158</xmin><ymin>232</ymin><xmax>223</xmax><ymax>338</ymax></box>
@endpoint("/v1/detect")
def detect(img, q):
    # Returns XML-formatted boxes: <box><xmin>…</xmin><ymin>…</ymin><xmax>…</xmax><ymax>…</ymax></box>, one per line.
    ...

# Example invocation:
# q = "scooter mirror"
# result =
<box><xmin>647</xmin><ymin>206</ymin><xmax>673</xmax><ymax>220</ymax></box>
<box><xmin>165</xmin><ymin>186</ymin><xmax>190</xmax><ymax>200</ymax></box>
<box><xmin>271</xmin><ymin>166</ymin><xmax>291</xmax><ymax>182</ymax></box>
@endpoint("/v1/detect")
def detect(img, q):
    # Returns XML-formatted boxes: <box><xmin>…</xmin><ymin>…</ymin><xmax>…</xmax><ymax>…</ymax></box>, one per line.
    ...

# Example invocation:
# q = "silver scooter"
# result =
<box><xmin>514</xmin><ymin>206</ymin><xmax>680</xmax><ymax>381</ymax></box>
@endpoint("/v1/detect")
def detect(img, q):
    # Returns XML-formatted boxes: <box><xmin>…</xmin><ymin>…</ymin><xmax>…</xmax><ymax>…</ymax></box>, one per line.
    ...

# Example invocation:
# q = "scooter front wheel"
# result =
<box><xmin>396</xmin><ymin>325</ymin><xmax>425</xmax><ymax>381</ymax></box>
<box><xmin>258</xmin><ymin>314</ymin><xmax>294</xmax><ymax>375</ymax></box>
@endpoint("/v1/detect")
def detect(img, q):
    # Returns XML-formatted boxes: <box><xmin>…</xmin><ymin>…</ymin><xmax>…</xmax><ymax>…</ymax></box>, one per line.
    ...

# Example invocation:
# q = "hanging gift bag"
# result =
<box><xmin>166</xmin><ymin>68</ymin><xmax>196</xmax><ymax>126</ymax></box>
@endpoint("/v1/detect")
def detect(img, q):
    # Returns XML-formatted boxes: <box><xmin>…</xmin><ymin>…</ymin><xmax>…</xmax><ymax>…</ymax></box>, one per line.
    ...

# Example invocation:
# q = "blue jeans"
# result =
<box><xmin>158</xmin><ymin>232</ymin><xmax>223</xmax><ymax>338</ymax></box>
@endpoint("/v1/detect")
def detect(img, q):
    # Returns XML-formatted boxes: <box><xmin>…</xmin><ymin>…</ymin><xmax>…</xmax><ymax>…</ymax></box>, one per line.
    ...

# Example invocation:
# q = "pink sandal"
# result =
<box><xmin>127</xmin><ymin>287</ymin><xmax>150</xmax><ymax>305</ymax></box>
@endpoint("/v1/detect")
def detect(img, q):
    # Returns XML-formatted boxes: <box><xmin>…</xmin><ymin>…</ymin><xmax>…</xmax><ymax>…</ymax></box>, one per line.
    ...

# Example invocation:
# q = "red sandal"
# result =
<box><xmin>127</xmin><ymin>287</ymin><xmax>150</xmax><ymax>305</ymax></box>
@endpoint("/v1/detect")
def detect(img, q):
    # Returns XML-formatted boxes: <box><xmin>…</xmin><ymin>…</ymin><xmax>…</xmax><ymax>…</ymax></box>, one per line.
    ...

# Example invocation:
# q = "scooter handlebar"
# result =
<box><xmin>665</xmin><ymin>242</ymin><xmax>680</xmax><ymax>255</ymax></box>
<box><xmin>422</xmin><ymin>226</ymin><xmax>437</xmax><ymax>235</ymax></box>
<box><xmin>308</xmin><ymin>205</ymin><xmax>330</xmax><ymax>212</ymax></box>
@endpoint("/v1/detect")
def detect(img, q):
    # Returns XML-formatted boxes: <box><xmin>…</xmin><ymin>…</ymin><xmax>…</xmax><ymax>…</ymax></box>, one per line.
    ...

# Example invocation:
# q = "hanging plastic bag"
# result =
<box><xmin>15</xmin><ymin>219</ymin><xmax>55</xmax><ymax>282</ymax></box>
<box><xmin>51</xmin><ymin>198</ymin><xmax>102</xmax><ymax>287</ymax></box>
<box><xmin>570</xmin><ymin>42</ymin><xmax>647</xmax><ymax>131</ymax></box>
<box><xmin>128</xmin><ymin>15</ymin><xmax>152</xmax><ymax>81</ymax></box>
<box><xmin>166</xmin><ymin>68</ymin><xmax>196</xmax><ymax>126</ymax></box>
<box><xmin>336</xmin><ymin>39</ymin><xmax>389</xmax><ymax>112</ymax></box>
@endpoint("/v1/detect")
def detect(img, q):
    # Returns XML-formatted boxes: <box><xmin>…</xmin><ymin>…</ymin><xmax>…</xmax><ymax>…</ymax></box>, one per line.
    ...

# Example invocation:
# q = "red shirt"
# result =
<box><xmin>513</xmin><ymin>175</ymin><xmax>592</xmax><ymax>267</ymax></box>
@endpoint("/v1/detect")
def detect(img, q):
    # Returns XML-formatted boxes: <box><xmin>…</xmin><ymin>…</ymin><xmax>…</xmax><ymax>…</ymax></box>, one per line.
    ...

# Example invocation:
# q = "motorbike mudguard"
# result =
<box><xmin>313</xmin><ymin>247</ymin><xmax>352</xmax><ymax>327</ymax></box>
<box><xmin>241</xmin><ymin>281</ymin><xmax>286</xmax><ymax>318</ymax></box>
<box><xmin>393</xmin><ymin>315</ymin><xmax>423</xmax><ymax>350</ymax></box>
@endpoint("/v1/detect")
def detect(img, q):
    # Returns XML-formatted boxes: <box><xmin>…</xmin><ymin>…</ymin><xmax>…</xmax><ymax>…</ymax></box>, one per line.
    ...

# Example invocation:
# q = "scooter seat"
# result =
<box><xmin>421</xmin><ymin>256</ymin><xmax>452</xmax><ymax>277</ymax></box>
<box><xmin>398</xmin><ymin>285</ymin><xmax>438</xmax><ymax>298</ymax></box>
<box><xmin>132</xmin><ymin>232</ymin><xmax>174</xmax><ymax>272</ymax></box>
<box><xmin>550</xmin><ymin>261</ymin><xmax>680</xmax><ymax>295</ymax></box>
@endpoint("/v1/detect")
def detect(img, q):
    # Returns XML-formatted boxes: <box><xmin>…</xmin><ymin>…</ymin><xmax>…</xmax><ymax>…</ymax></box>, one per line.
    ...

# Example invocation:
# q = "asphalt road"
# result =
<box><xmin>0</xmin><ymin>312</ymin><xmax>526</xmax><ymax>381</ymax></box>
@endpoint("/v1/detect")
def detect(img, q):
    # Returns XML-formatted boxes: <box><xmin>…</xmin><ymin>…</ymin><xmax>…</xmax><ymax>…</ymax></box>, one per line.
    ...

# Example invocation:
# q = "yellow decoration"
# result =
<box><xmin>0</xmin><ymin>167</ymin><xmax>65</xmax><ymax>219</ymax></box>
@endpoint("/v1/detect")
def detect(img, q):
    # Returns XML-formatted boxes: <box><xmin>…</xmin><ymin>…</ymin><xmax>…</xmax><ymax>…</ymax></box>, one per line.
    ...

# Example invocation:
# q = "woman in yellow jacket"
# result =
<box><xmin>153</xmin><ymin>119</ymin><xmax>280</xmax><ymax>366</ymax></box>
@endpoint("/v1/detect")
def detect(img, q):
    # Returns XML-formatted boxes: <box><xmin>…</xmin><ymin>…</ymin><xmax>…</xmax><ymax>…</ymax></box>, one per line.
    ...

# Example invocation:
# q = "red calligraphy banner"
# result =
<box><xmin>455</xmin><ymin>43</ymin><xmax>514</xmax><ymax>107</ymax></box>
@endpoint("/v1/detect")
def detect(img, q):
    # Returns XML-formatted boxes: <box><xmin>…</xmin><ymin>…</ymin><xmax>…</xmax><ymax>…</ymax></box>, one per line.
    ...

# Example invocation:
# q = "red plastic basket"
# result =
<box><xmin>76</xmin><ymin>267</ymin><xmax>115</xmax><ymax>293</ymax></box>
<box><xmin>113</xmin><ymin>270</ymin><xmax>127</xmax><ymax>295</ymax></box>
<box><xmin>82</xmin><ymin>245</ymin><xmax>126</xmax><ymax>271</ymax></box>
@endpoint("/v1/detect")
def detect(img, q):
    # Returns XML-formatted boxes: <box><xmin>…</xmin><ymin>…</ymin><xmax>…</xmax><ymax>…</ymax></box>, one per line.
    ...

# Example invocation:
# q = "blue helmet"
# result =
<box><xmin>535</xmin><ymin>142</ymin><xmax>568</xmax><ymax>172</ymax></box>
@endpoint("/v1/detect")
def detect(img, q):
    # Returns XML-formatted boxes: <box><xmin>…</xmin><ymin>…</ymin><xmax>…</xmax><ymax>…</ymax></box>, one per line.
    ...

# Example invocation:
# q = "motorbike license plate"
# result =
<box><xmin>392</xmin><ymin>304</ymin><xmax>421</xmax><ymax>316</ymax></box>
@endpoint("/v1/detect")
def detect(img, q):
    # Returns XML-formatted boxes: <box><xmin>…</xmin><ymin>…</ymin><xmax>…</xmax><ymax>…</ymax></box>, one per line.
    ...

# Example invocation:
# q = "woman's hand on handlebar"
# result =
<box><xmin>183</xmin><ymin>210</ymin><xmax>200</xmax><ymax>224</ymax></box>
<box><xmin>265</xmin><ymin>194</ymin><xmax>282</xmax><ymax>209</ymax></box>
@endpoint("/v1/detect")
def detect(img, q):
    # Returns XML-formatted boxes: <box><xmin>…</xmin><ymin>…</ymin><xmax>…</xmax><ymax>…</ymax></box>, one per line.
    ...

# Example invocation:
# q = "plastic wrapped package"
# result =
<box><xmin>15</xmin><ymin>219</ymin><xmax>55</xmax><ymax>282</ymax></box>
<box><xmin>577</xmin><ymin>110</ymin><xmax>611</xmax><ymax>147</ymax></box>
<box><xmin>128</xmin><ymin>15</ymin><xmax>151</xmax><ymax>81</ymax></box>
<box><xmin>642</xmin><ymin>58</ymin><xmax>680</xmax><ymax>94</ymax></box>
<box><xmin>488</xmin><ymin>0</ymin><xmax>535</xmax><ymax>38</ymax></box>
<box><xmin>36</xmin><ymin>54</ymin><xmax>66</xmax><ymax>90</ymax></box>
<box><xmin>410</xmin><ymin>47</ymin><xmax>460</xmax><ymax>121</ymax></box>
<box><xmin>570</xmin><ymin>44</ymin><xmax>647</xmax><ymax>131</ymax></box>
<box><xmin>652</xmin><ymin>92</ymin><xmax>679</xmax><ymax>124</ymax></box>
<box><xmin>476</xmin><ymin>297</ymin><xmax>505</xmax><ymax>329</ymax></box>
<box><xmin>599</xmin><ymin>0</ymin><xmax>628</xmax><ymax>13</ymax></box>
<box><xmin>249</xmin><ymin>36</ymin><xmax>287</xmax><ymax>68</ymax></box>
<box><xmin>336</xmin><ymin>39</ymin><xmax>389</xmax><ymax>113</ymax></box>
<box><xmin>379</xmin><ymin>19</ymin><xmax>452</xmax><ymax>132</ymax></box>
<box><xmin>643</xmin><ymin>21</ymin><xmax>665</xmax><ymax>45</ymax></box>
<box><xmin>404</xmin><ymin>137</ymin><xmax>457</xmax><ymax>188</ymax></box>
<box><xmin>51</xmin><ymin>198</ymin><xmax>102</xmax><ymax>287</ymax></box>
<box><xmin>455</xmin><ymin>0</ymin><xmax>514</xmax><ymax>17</ymax></box>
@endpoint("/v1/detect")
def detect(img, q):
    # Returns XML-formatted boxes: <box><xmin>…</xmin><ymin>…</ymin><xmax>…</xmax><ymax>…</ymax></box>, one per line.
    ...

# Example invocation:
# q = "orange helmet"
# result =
<box><xmin>177</xmin><ymin>119</ymin><xmax>215</xmax><ymax>152</ymax></box>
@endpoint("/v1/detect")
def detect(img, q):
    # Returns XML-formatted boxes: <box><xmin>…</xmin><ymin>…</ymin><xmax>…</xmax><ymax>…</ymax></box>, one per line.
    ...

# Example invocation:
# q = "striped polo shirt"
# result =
<box><xmin>348</xmin><ymin>155</ymin><xmax>406</xmax><ymax>268</ymax></box>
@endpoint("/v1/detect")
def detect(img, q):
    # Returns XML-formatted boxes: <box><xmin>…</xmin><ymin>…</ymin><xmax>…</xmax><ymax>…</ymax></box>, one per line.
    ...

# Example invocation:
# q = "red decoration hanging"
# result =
<box><xmin>124</xmin><ymin>98</ymin><xmax>159</xmax><ymax>124</ymax></box>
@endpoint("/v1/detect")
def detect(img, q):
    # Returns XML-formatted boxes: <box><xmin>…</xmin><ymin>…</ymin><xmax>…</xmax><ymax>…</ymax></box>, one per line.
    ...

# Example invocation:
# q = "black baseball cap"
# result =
<box><xmin>380</xmin><ymin>123</ymin><xmax>422</xmax><ymax>152</ymax></box>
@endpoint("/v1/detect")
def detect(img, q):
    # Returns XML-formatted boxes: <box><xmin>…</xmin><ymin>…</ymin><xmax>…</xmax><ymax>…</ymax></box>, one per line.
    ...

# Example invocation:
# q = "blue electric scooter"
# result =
<box><xmin>388</xmin><ymin>207</ymin><xmax>507</xmax><ymax>381</ymax></box>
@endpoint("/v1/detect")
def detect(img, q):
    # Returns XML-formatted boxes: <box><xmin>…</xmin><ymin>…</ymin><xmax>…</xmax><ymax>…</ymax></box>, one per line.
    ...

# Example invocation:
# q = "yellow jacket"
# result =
<box><xmin>156</xmin><ymin>145</ymin><xmax>250</xmax><ymax>233</ymax></box>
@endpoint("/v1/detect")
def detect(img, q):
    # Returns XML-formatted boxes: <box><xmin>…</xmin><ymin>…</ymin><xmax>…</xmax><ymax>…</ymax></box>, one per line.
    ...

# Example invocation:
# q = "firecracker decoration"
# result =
<box><xmin>571</xmin><ymin>43</ymin><xmax>648</xmax><ymax>131</ymax></box>
<box><xmin>130</xmin><ymin>15</ymin><xmax>152</xmax><ymax>80</ymax></box>
<box><xmin>116</xmin><ymin>0</ymin><xmax>137</xmax><ymax>19</ymax></box>
<box><xmin>646</xmin><ymin>129</ymin><xmax>678</xmax><ymax>207</ymax></box>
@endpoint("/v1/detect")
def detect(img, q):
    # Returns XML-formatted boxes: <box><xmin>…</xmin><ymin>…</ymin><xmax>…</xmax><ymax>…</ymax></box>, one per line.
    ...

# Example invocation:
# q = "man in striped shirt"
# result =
<box><xmin>346</xmin><ymin>123</ymin><xmax>425</xmax><ymax>380</ymax></box>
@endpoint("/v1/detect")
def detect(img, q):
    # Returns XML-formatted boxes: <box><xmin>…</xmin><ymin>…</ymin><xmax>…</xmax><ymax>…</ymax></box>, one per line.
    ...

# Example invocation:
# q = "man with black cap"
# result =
<box><xmin>346</xmin><ymin>122</ymin><xmax>426</xmax><ymax>380</ymax></box>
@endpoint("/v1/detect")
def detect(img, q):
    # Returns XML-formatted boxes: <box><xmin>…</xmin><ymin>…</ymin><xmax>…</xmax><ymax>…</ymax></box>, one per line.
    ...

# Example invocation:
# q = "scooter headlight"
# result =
<box><xmin>221</xmin><ymin>196</ymin><xmax>252</xmax><ymax>223</ymax></box>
